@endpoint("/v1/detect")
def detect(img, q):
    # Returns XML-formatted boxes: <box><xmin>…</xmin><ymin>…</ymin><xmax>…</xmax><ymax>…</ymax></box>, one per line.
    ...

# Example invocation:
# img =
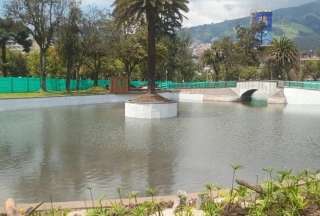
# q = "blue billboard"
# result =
<box><xmin>251</xmin><ymin>11</ymin><xmax>273</xmax><ymax>46</ymax></box>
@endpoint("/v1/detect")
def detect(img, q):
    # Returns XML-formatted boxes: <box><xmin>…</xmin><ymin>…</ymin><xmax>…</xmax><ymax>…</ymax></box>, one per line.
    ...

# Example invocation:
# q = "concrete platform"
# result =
<box><xmin>0</xmin><ymin>95</ymin><xmax>133</xmax><ymax>112</ymax></box>
<box><xmin>125</xmin><ymin>101</ymin><xmax>178</xmax><ymax>119</ymax></box>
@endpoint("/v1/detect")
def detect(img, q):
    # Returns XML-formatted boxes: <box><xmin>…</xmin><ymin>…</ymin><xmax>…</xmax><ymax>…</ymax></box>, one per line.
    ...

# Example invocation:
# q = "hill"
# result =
<box><xmin>183</xmin><ymin>0</ymin><xmax>320</xmax><ymax>50</ymax></box>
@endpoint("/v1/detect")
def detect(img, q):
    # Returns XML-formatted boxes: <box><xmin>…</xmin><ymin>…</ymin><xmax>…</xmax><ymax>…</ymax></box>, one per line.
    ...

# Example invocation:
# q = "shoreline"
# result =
<box><xmin>0</xmin><ymin>193</ymin><xmax>200</xmax><ymax>214</ymax></box>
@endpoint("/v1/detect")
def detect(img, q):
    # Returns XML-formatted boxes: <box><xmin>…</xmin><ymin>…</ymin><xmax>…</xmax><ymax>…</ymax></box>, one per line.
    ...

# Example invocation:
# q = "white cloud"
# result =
<box><xmin>183</xmin><ymin>0</ymin><xmax>315</xmax><ymax>27</ymax></box>
<box><xmin>81</xmin><ymin>0</ymin><xmax>315</xmax><ymax>27</ymax></box>
<box><xmin>81</xmin><ymin>0</ymin><xmax>113</xmax><ymax>7</ymax></box>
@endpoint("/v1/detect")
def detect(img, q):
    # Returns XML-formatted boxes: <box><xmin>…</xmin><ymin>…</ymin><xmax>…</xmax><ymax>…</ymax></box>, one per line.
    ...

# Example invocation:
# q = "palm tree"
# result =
<box><xmin>270</xmin><ymin>37</ymin><xmax>299</xmax><ymax>80</ymax></box>
<box><xmin>201</xmin><ymin>48</ymin><xmax>222</xmax><ymax>81</ymax></box>
<box><xmin>113</xmin><ymin>0</ymin><xmax>189</xmax><ymax>94</ymax></box>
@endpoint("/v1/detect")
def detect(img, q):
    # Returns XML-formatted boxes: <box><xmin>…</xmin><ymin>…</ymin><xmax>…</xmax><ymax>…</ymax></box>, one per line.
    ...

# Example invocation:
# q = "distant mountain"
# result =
<box><xmin>183</xmin><ymin>0</ymin><xmax>320</xmax><ymax>50</ymax></box>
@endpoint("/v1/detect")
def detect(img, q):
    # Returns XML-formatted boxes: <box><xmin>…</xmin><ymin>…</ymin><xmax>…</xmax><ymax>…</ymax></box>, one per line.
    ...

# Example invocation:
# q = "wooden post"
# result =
<box><xmin>110</xmin><ymin>76</ymin><xmax>129</xmax><ymax>94</ymax></box>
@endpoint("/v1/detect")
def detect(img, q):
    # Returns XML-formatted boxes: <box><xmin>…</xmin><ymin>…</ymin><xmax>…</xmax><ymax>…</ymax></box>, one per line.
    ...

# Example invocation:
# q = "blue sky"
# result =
<box><xmin>82</xmin><ymin>0</ymin><xmax>315</xmax><ymax>26</ymax></box>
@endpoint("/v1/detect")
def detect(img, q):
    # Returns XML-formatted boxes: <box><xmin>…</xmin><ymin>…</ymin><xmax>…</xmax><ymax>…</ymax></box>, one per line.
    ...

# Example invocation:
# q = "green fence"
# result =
<box><xmin>0</xmin><ymin>77</ymin><xmax>40</xmax><ymax>93</ymax></box>
<box><xmin>284</xmin><ymin>81</ymin><xmax>320</xmax><ymax>91</ymax></box>
<box><xmin>0</xmin><ymin>77</ymin><xmax>238</xmax><ymax>93</ymax></box>
<box><xmin>129</xmin><ymin>81</ymin><xmax>237</xmax><ymax>89</ymax></box>
<box><xmin>130</xmin><ymin>81</ymin><xmax>148</xmax><ymax>88</ymax></box>
<box><xmin>159</xmin><ymin>81</ymin><xmax>237</xmax><ymax>89</ymax></box>
<box><xmin>0</xmin><ymin>77</ymin><xmax>110</xmax><ymax>93</ymax></box>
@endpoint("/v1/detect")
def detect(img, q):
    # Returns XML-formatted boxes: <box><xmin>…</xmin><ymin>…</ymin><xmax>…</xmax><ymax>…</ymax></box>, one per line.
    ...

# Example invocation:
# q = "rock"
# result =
<box><xmin>152</xmin><ymin>209</ymin><xmax>205</xmax><ymax>216</ymax></box>
<box><xmin>5</xmin><ymin>198</ymin><xmax>21</xmax><ymax>216</ymax></box>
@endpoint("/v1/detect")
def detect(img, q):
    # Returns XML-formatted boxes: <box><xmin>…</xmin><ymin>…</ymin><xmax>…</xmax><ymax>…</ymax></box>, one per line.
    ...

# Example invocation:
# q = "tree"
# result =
<box><xmin>26</xmin><ymin>47</ymin><xmax>64</xmax><ymax>77</ymax></box>
<box><xmin>6</xmin><ymin>50</ymin><xmax>28</xmax><ymax>76</ymax></box>
<box><xmin>7</xmin><ymin>0</ymin><xmax>67</xmax><ymax>90</ymax></box>
<box><xmin>201</xmin><ymin>46</ymin><xmax>223</xmax><ymax>81</ymax></box>
<box><xmin>114</xmin><ymin>27</ymin><xmax>146</xmax><ymax>82</ymax></box>
<box><xmin>0</xmin><ymin>18</ymin><xmax>32</xmax><ymax>76</ymax></box>
<box><xmin>270</xmin><ymin>37</ymin><xmax>299</xmax><ymax>80</ymax></box>
<box><xmin>165</xmin><ymin>34</ymin><xmax>196</xmax><ymax>82</ymax></box>
<box><xmin>217</xmin><ymin>37</ymin><xmax>240</xmax><ymax>80</ymax></box>
<box><xmin>57</xmin><ymin>1</ymin><xmax>81</xmax><ymax>92</ymax></box>
<box><xmin>235</xmin><ymin>23</ymin><xmax>264</xmax><ymax>66</ymax></box>
<box><xmin>81</xmin><ymin>7</ymin><xmax>113</xmax><ymax>86</ymax></box>
<box><xmin>113</xmin><ymin>0</ymin><xmax>189</xmax><ymax>94</ymax></box>
<box><xmin>302</xmin><ymin>60</ymin><xmax>320</xmax><ymax>80</ymax></box>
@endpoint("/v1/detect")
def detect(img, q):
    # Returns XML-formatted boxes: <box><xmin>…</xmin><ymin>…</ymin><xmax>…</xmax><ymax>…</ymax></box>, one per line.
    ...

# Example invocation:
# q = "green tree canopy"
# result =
<box><xmin>57</xmin><ymin>1</ymin><xmax>82</xmax><ymax>91</ymax></box>
<box><xmin>0</xmin><ymin>18</ymin><xmax>32</xmax><ymax>76</ymax></box>
<box><xmin>113</xmin><ymin>0</ymin><xmax>189</xmax><ymax>93</ymax></box>
<box><xmin>270</xmin><ymin>37</ymin><xmax>299</xmax><ymax>80</ymax></box>
<box><xmin>7</xmin><ymin>0</ymin><xmax>67</xmax><ymax>90</ymax></box>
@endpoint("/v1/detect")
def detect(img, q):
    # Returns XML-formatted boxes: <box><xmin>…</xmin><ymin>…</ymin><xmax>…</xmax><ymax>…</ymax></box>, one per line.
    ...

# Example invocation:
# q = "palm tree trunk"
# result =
<box><xmin>146</xmin><ymin>6</ymin><xmax>156</xmax><ymax>93</ymax></box>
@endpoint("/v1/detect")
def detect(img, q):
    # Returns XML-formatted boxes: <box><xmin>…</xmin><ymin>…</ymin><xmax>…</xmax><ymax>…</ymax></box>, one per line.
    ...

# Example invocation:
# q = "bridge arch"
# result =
<box><xmin>240</xmin><ymin>89</ymin><xmax>258</xmax><ymax>102</ymax></box>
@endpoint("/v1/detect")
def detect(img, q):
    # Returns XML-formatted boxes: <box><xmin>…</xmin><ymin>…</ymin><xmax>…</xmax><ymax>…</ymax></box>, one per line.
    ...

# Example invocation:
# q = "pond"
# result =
<box><xmin>0</xmin><ymin>102</ymin><xmax>320</xmax><ymax>203</ymax></box>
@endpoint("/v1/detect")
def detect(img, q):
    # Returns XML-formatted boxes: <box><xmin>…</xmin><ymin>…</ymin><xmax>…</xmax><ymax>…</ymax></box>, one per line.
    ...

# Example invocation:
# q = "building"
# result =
<box><xmin>191</xmin><ymin>43</ymin><xmax>211</xmax><ymax>58</ymax></box>
<box><xmin>251</xmin><ymin>11</ymin><xmax>273</xmax><ymax>46</ymax></box>
<box><xmin>6</xmin><ymin>40</ymin><xmax>25</xmax><ymax>52</ymax></box>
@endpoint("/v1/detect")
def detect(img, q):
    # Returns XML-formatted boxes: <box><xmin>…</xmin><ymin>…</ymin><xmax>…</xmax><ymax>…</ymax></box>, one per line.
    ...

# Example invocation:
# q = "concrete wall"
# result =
<box><xmin>284</xmin><ymin>88</ymin><xmax>320</xmax><ymax>105</ymax></box>
<box><xmin>237</xmin><ymin>81</ymin><xmax>278</xmax><ymax>97</ymax></box>
<box><xmin>1</xmin><ymin>88</ymin><xmax>319</xmax><ymax>113</ymax></box>
<box><xmin>125</xmin><ymin>102</ymin><xmax>178</xmax><ymax>119</ymax></box>
<box><xmin>161</xmin><ymin>89</ymin><xmax>240</xmax><ymax>103</ymax></box>
<box><xmin>0</xmin><ymin>95</ymin><xmax>132</xmax><ymax>112</ymax></box>
<box><xmin>160</xmin><ymin>92</ymin><xmax>204</xmax><ymax>103</ymax></box>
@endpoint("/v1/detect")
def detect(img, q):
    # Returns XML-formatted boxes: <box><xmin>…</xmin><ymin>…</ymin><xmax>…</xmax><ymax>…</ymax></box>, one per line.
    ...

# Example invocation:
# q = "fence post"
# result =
<box><xmin>11</xmin><ymin>77</ymin><xmax>14</xmax><ymax>93</ymax></box>
<box><xmin>27</xmin><ymin>78</ymin><xmax>30</xmax><ymax>92</ymax></box>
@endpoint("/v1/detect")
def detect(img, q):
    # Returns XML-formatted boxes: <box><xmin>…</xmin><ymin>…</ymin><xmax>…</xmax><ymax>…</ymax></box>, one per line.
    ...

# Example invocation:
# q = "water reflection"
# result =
<box><xmin>0</xmin><ymin>102</ymin><xmax>319</xmax><ymax>203</ymax></box>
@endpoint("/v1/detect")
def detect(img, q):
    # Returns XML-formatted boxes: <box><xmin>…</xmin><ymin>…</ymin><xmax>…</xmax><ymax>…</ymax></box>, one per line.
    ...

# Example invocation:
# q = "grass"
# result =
<box><xmin>0</xmin><ymin>87</ymin><xmax>108</xmax><ymax>99</ymax></box>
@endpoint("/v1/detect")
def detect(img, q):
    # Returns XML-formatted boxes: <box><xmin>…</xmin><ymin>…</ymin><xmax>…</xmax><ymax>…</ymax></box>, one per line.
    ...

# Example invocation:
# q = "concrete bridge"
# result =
<box><xmin>163</xmin><ymin>81</ymin><xmax>286</xmax><ymax>104</ymax></box>
<box><xmin>164</xmin><ymin>80</ymin><xmax>320</xmax><ymax>105</ymax></box>
<box><xmin>233</xmin><ymin>81</ymin><xmax>284</xmax><ymax>103</ymax></box>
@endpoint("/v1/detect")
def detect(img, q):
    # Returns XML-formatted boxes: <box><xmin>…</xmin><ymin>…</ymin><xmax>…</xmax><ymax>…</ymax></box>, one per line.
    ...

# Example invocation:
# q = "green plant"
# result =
<box><xmin>117</xmin><ymin>187</ymin><xmax>123</xmax><ymax>204</ymax></box>
<box><xmin>87</xmin><ymin>207</ymin><xmax>109</xmax><ymax>216</ymax></box>
<box><xmin>128</xmin><ymin>191</ymin><xmax>139</xmax><ymax>205</ymax></box>
<box><xmin>130</xmin><ymin>205</ymin><xmax>147</xmax><ymax>216</ymax></box>
<box><xmin>249</xmin><ymin>169</ymin><xmax>310</xmax><ymax>216</ymax></box>
<box><xmin>175</xmin><ymin>190</ymin><xmax>193</xmax><ymax>216</ymax></box>
<box><xmin>205</xmin><ymin>184</ymin><xmax>216</xmax><ymax>200</ymax></box>
<box><xmin>199</xmin><ymin>186</ymin><xmax>222</xmax><ymax>216</ymax></box>
<box><xmin>230</xmin><ymin>164</ymin><xmax>243</xmax><ymax>204</ymax></box>
<box><xmin>235</xmin><ymin>186</ymin><xmax>249</xmax><ymax>207</ymax></box>
<box><xmin>140</xmin><ymin>201</ymin><xmax>164</xmax><ymax>216</ymax></box>
<box><xmin>146</xmin><ymin>187</ymin><xmax>158</xmax><ymax>202</ymax></box>
<box><xmin>109</xmin><ymin>203</ymin><xmax>128</xmax><ymax>216</ymax></box>
<box><xmin>201</xmin><ymin>200</ymin><xmax>221</xmax><ymax>216</ymax></box>
<box><xmin>175</xmin><ymin>205</ymin><xmax>194</xmax><ymax>216</ymax></box>
<box><xmin>87</xmin><ymin>187</ymin><xmax>95</xmax><ymax>208</ymax></box>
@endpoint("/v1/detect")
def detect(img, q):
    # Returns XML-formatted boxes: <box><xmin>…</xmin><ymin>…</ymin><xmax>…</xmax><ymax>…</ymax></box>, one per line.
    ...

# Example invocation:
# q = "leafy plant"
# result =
<box><xmin>117</xmin><ymin>187</ymin><xmax>123</xmax><ymax>204</ymax></box>
<box><xmin>146</xmin><ymin>187</ymin><xmax>158</xmax><ymax>202</ymax></box>
<box><xmin>128</xmin><ymin>191</ymin><xmax>139</xmax><ymax>205</ymax></box>
<box><xmin>229</xmin><ymin>164</ymin><xmax>243</xmax><ymax>205</ymax></box>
